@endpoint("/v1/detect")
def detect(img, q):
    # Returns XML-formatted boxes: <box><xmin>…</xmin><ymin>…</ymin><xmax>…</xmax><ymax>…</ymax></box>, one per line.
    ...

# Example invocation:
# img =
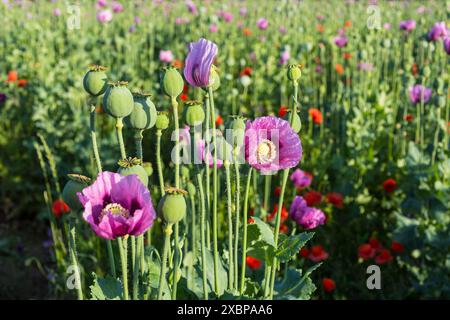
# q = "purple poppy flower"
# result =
<box><xmin>185</xmin><ymin>0</ymin><xmax>197</xmax><ymax>15</ymax></box>
<box><xmin>209</xmin><ymin>23</ymin><xmax>218</xmax><ymax>33</ymax></box>
<box><xmin>239</xmin><ymin>7</ymin><xmax>247</xmax><ymax>17</ymax></box>
<box><xmin>279</xmin><ymin>50</ymin><xmax>290</xmax><ymax>65</ymax></box>
<box><xmin>97</xmin><ymin>9</ymin><xmax>112</xmax><ymax>23</ymax></box>
<box><xmin>444</xmin><ymin>37</ymin><xmax>450</xmax><ymax>55</ymax></box>
<box><xmin>290</xmin><ymin>169</ymin><xmax>312</xmax><ymax>189</ymax></box>
<box><xmin>111</xmin><ymin>1</ymin><xmax>123</xmax><ymax>13</ymax></box>
<box><xmin>0</xmin><ymin>93</ymin><xmax>7</xmax><ymax>104</ymax></box>
<box><xmin>159</xmin><ymin>50</ymin><xmax>174</xmax><ymax>63</ymax></box>
<box><xmin>257</xmin><ymin>18</ymin><xmax>268</xmax><ymax>30</ymax></box>
<box><xmin>383</xmin><ymin>23</ymin><xmax>391</xmax><ymax>30</ymax></box>
<box><xmin>184</xmin><ymin>38</ymin><xmax>218</xmax><ymax>88</ymax></box>
<box><xmin>428</xmin><ymin>22</ymin><xmax>447</xmax><ymax>41</ymax></box>
<box><xmin>77</xmin><ymin>172</ymin><xmax>156</xmax><ymax>240</ymax></box>
<box><xmin>244</xmin><ymin>116</ymin><xmax>302</xmax><ymax>173</ymax></box>
<box><xmin>129</xmin><ymin>25</ymin><xmax>136</xmax><ymax>32</ymax></box>
<box><xmin>334</xmin><ymin>35</ymin><xmax>348</xmax><ymax>48</ymax></box>
<box><xmin>279</xmin><ymin>26</ymin><xmax>286</xmax><ymax>34</ymax></box>
<box><xmin>97</xmin><ymin>0</ymin><xmax>107</xmax><ymax>7</ymax></box>
<box><xmin>290</xmin><ymin>196</ymin><xmax>325</xmax><ymax>230</ymax></box>
<box><xmin>52</xmin><ymin>8</ymin><xmax>61</xmax><ymax>16</ymax></box>
<box><xmin>134</xmin><ymin>16</ymin><xmax>141</xmax><ymax>24</ymax></box>
<box><xmin>409</xmin><ymin>85</ymin><xmax>432</xmax><ymax>104</ymax></box>
<box><xmin>399</xmin><ymin>20</ymin><xmax>416</xmax><ymax>32</ymax></box>
<box><xmin>315</xmin><ymin>65</ymin><xmax>322</xmax><ymax>73</ymax></box>
<box><xmin>222</xmin><ymin>11</ymin><xmax>233</xmax><ymax>23</ymax></box>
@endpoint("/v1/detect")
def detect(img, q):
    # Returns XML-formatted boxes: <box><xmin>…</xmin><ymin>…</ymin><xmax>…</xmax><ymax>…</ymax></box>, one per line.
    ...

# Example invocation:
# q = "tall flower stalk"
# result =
<box><xmin>239</xmin><ymin>167</ymin><xmax>253</xmax><ymax>294</ymax></box>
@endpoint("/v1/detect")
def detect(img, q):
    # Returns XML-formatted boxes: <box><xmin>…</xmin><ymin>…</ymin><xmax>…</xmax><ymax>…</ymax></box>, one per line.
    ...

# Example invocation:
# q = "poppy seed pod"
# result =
<box><xmin>284</xmin><ymin>111</ymin><xmax>301</xmax><ymax>133</ymax></box>
<box><xmin>142</xmin><ymin>162</ymin><xmax>153</xmax><ymax>177</ymax></box>
<box><xmin>186</xmin><ymin>182</ymin><xmax>196</xmax><ymax>196</ymax></box>
<box><xmin>103</xmin><ymin>81</ymin><xmax>134</xmax><ymax>118</ymax></box>
<box><xmin>226</xmin><ymin>116</ymin><xmax>246</xmax><ymax>148</ymax></box>
<box><xmin>287</xmin><ymin>64</ymin><xmax>302</xmax><ymax>82</ymax></box>
<box><xmin>128</xmin><ymin>93</ymin><xmax>157</xmax><ymax>130</ymax></box>
<box><xmin>162</xmin><ymin>67</ymin><xmax>184</xmax><ymax>98</ymax></box>
<box><xmin>83</xmin><ymin>65</ymin><xmax>108</xmax><ymax>96</ymax></box>
<box><xmin>117</xmin><ymin>157</ymin><xmax>149</xmax><ymax>187</ymax></box>
<box><xmin>158</xmin><ymin>187</ymin><xmax>188</xmax><ymax>224</ymax></box>
<box><xmin>155</xmin><ymin>112</ymin><xmax>170</xmax><ymax>130</ymax></box>
<box><xmin>62</xmin><ymin>174</ymin><xmax>91</xmax><ymax>211</ymax></box>
<box><xmin>208</xmin><ymin>65</ymin><xmax>221</xmax><ymax>91</ymax></box>
<box><xmin>216</xmin><ymin>135</ymin><xmax>233</xmax><ymax>161</ymax></box>
<box><xmin>184</xmin><ymin>100</ymin><xmax>205</xmax><ymax>125</ymax></box>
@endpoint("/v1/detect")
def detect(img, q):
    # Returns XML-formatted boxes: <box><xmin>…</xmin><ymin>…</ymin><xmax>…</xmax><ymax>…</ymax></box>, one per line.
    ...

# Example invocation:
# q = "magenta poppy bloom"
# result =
<box><xmin>409</xmin><ymin>85</ymin><xmax>432</xmax><ymax>104</ymax></box>
<box><xmin>239</xmin><ymin>7</ymin><xmax>247</xmax><ymax>17</ymax></box>
<box><xmin>159</xmin><ymin>50</ymin><xmax>174</xmax><ymax>63</ymax></box>
<box><xmin>185</xmin><ymin>0</ymin><xmax>197</xmax><ymax>15</ymax></box>
<box><xmin>334</xmin><ymin>35</ymin><xmax>348</xmax><ymax>48</ymax></box>
<box><xmin>428</xmin><ymin>22</ymin><xmax>447</xmax><ymax>41</ymax></box>
<box><xmin>97</xmin><ymin>0</ymin><xmax>107</xmax><ymax>7</ymax></box>
<box><xmin>399</xmin><ymin>20</ymin><xmax>416</xmax><ymax>32</ymax></box>
<box><xmin>244</xmin><ymin>116</ymin><xmax>302</xmax><ymax>173</ymax></box>
<box><xmin>77</xmin><ymin>172</ymin><xmax>156</xmax><ymax>240</ymax></box>
<box><xmin>97</xmin><ymin>9</ymin><xmax>113</xmax><ymax>23</ymax></box>
<box><xmin>222</xmin><ymin>11</ymin><xmax>233</xmax><ymax>23</ymax></box>
<box><xmin>184</xmin><ymin>38</ymin><xmax>218</xmax><ymax>88</ymax></box>
<box><xmin>52</xmin><ymin>8</ymin><xmax>61</xmax><ymax>17</ymax></box>
<box><xmin>383</xmin><ymin>23</ymin><xmax>391</xmax><ymax>30</ymax></box>
<box><xmin>209</xmin><ymin>23</ymin><xmax>218</xmax><ymax>33</ymax></box>
<box><xmin>279</xmin><ymin>50</ymin><xmax>290</xmax><ymax>65</ymax></box>
<box><xmin>290</xmin><ymin>196</ymin><xmax>325</xmax><ymax>230</ymax></box>
<box><xmin>111</xmin><ymin>1</ymin><xmax>123</xmax><ymax>13</ymax></box>
<box><xmin>444</xmin><ymin>37</ymin><xmax>450</xmax><ymax>55</ymax></box>
<box><xmin>290</xmin><ymin>169</ymin><xmax>312</xmax><ymax>189</ymax></box>
<box><xmin>257</xmin><ymin>18</ymin><xmax>269</xmax><ymax>30</ymax></box>
<box><xmin>279</xmin><ymin>26</ymin><xmax>286</xmax><ymax>34</ymax></box>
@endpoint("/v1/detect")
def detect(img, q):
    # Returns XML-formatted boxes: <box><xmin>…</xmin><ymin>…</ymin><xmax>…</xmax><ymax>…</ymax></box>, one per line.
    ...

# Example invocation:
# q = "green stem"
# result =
<box><xmin>90</xmin><ymin>105</ymin><xmax>102</xmax><ymax>172</ymax></box>
<box><xmin>205</xmin><ymin>95</ymin><xmax>211</xmax><ymax>250</ymax></box>
<box><xmin>233</xmin><ymin>155</ymin><xmax>241</xmax><ymax>291</ymax></box>
<box><xmin>135</xmin><ymin>129</ymin><xmax>144</xmax><ymax>162</ymax></box>
<box><xmin>106</xmin><ymin>240</ymin><xmax>116</xmax><ymax>278</ymax></box>
<box><xmin>68</xmin><ymin>217</ymin><xmax>83</xmax><ymax>300</ymax></box>
<box><xmin>208</xmin><ymin>87</ymin><xmax>219</xmax><ymax>294</ymax></box>
<box><xmin>196</xmin><ymin>171</ymin><xmax>208</xmax><ymax>299</ymax></box>
<box><xmin>118</xmin><ymin>236</ymin><xmax>129</xmax><ymax>300</ymax></box>
<box><xmin>156</xmin><ymin>130</ymin><xmax>165</xmax><ymax>196</ymax></box>
<box><xmin>132</xmin><ymin>236</ymin><xmax>140</xmax><ymax>300</ymax></box>
<box><xmin>116</xmin><ymin>117</ymin><xmax>126</xmax><ymax>159</ymax></box>
<box><xmin>239</xmin><ymin>167</ymin><xmax>253</xmax><ymax>294</ymax></box>
<box><xmin>224</xmin><ymin>160</ymin><xmax>234</xmax><ymax>290</ymax></box>
<box><xmin>157</xmin><ymin>224</ymin><xmax>173</xmax><ymax>300</ymax></box>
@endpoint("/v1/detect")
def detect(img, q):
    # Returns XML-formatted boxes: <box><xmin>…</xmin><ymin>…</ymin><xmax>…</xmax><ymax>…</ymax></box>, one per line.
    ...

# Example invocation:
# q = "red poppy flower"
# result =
<box><xmin>344</xmin><ymin>20</ymin><xmax>352</xmax><ymax>28</ymax></box>
<box><xmin>278</xmin><ymin>105</ymin><xmax>288</xmax><ymax>117</ymax></box>
<box><xmin>183</xmin><ymin>84</ymin><xmax>189</xmax><ymax>93</ymax></box>
<box><xmin>326</xmin><ymin>192</ymin><xmax>344</xmax><ymax>209</ymax></box>
<box><xmin>404</xmin><ymin>114</ymin><xmax>414</xmax><ymax>122</ymax></box>
<box><xmin>279</xmin><ymin>224</ymin><xmax>289</xmax><ymax>234</ymax></box>
<box><xmin>316</xmin><ymin>24</ymin><xmax>325</xmax><ymax>33</ymax></box>
<box><xmin>172</xmin><ymin>59</ymin><xmax>183</xmax><ymax>69</ymax></box>
<box><xmin>343</xmin><ymin>52</ymin><xmax>352</xmax><ymax>60</ymax></box>
<box><xmin>369</xmin><ymin>238</ymin><xmax>381</xmax><ymax>250</ymax></box>
<box><xmin>383</xmin><ymin>178</ymin><xmax>397</xmax><ymax>193</ymax></box>
<box><xmin>180</xmin><ymin>93</ymin><xmax>188</xmax><ymax>101</ymax></box>
<box><xmin>243</xmin><ymin>28</ymin><xmax>252</xmax><ymax>36</ymax></box>
<box><xmin>52</xmin><ymin>199</ymin><xmax>70</xmax><ymax>218</ymax></box>
<box><xmin>7</xmin><ymin>70</ymin><xmax>18</xmax><ymax>83</ymax></box>
<box><xmin>18</xmin><ymin>79</ymin><xmax>27</xmax><ymax>87</ymax></box>
<box><xmin>335</xmin><ymin>63</ymin><xmax>344</xmax><ymax>75</ymax></box>
<box><xmin>412</xmin><ymin>63</ymin><xmax>418</xmax><ymax>76</ymax></box>
<box><xmin>246</xmin><ymin>256</ymin><xmax>261</xmax><ymax>269</ymax></box>
<box><xmin>322</xmin><ymin>278</ymin><xmax>336</xmax><ymax>293</ymax></box>
<box><xmin>358</xmin><ymin>243</ymin><xmax>376</xmax><ymax>260</ymax></box>
<box><xmin>304</xmin><ymin>190</ymin><xmax>322</xmax><ymax>206</ymax></box>
<box><xmin>309</xmin><ymin>245</ymin><xmax>329</xmax><ymax>262</ymax></box>
<box><xmin>375</xmin><ymin>249</ymin><xmax>393</xmax><ymax>264</ymax></box>
<box><xmin>274</xmin><ymin>186</ymin><xmax>281</xmax><ymax>197</ymax></box>
<box><xmin>391</xmin><ymin>241</ymin><xmax>404</xmax><ymax>254</ymax></box>
<box><xmin>268</xmin><ymin>204</ymin><xmax>288</xmax><ymax>222</ymax></box>
<box><xmin>248</xmin><ymin>217</ymin><xmax>255</xmax><ymax>224</ymax></box>
<box><xmin>308</xmin><ymin>108</ymin><xmax>323</xmax><ymax>125</ymax></box>
<box><xmin>215</xmin><ymin>115</ymin><xmax>223</xmax><ymax>126</ymax></box>
<box><xmin>299</xmin><ymin>247</ymin><xmax>310</xmax><ymax>258</ymax></box>
<box><xmin>240</xmin><ymin>66</ymin><xmax>253</xmax><ymax>77</ymax></box>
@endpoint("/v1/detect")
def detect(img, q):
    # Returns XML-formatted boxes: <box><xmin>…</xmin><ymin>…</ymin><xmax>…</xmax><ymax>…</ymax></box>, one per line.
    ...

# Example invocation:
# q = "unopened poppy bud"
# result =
<box><xmin>83</xmin><ymin>65</ymin><xmax>108</xmax><ymax>96</ymax></box>
<box><xmin>156</xmin><ymin>112</ymin><xmax>170</xmax><ymax>130</ymax></box>
<box><xmin>128</xmin><ymin>93</ymin><xmax>157</xmax><ymax>130</ymax></box>
<box><xmin>226</xmin><ymin>116</ymin><xmax>246</xmax><ymax>147</ymax></box>
<box><xmin>103</xmin><ymin>81</ymin><xmax>134</xmax><ymax>118</ymax></box>
<box><xmin>284</xmin><ymin>111</ymin><xmax>301</xmax><ymax>133</ymax></box>
<box><xmin>62</xmin><ymin>174</ymin><xmax>91</xmax><ymax>211</ymax></box>
<box><xmin>142</xmin><ymin>162</ymin><xmax>153</xmax><ymax>176</ymax></box>
<box><xmin>184</xmin><ymin>100</ymin><xmax>205</xmax><ymax>125</ymax></box>
<box><xmin>158</xmin><ymin>187</ymin><xmax>188</xmax><ymax>224</ymax></box>
<box><xmin>208</xmin><ymin>65</ymin><xmax>220</xmax><ymax>91</ymax></box>
<box><xmin>118</xmin><ymin>157</ymin><xmax>149</xmax><ymax>186</ymax></box>
<box><xmin>162</xmin><ymin>67</ymin><xmax>184</xmax><ymax>98</ymax></box>
<box><xmin>287</xmin><ymin>64</ymin><xmax>302</xmax><ymax>82</ymax></box>
<box><xmin>423</xmin><ymin>66</ymin><xmax>431</xmax><ymax>78</ymax></box>
<box><xmin>186</xmin><ymin>182</ymin><xmax>196</xmax><ymax>196</ymax></box>
<box><xmin>181</xmin><ymin>166</ymin><xmax>190</xmax><ymax>180</ymax></box>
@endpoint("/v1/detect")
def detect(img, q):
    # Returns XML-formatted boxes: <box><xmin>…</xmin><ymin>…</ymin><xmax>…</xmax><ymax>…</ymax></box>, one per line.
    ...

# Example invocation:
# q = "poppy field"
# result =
<box><xmin>0</xmin><ymin>0</ymin><xmax>449</xmax><ymax>300</ymax></box>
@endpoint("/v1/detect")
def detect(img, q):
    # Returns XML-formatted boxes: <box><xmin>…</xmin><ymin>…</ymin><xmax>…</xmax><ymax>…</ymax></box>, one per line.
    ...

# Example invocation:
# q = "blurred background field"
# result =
<box><xmin>0</xmin><ymin>0</ymin><xmax>449</xmax><ymax>299</ymax></box>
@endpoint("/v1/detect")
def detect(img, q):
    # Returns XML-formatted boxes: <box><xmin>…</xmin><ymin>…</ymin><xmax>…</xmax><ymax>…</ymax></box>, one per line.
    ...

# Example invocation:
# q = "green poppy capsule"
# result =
<box><xmin>158</xmin><ymin>187</ymin><xmax>187</xmax><ymax>224</ymax></box>
<box><xmin>287</xmin><ymin>64</ymin><xmax>302</xmax><ymax>83</ymax></box>
<box><xmin>128</xmin><ymin>93</ymin><xmax>157</xmax><ymax>130</ymax></box>
<box><xmin>103</xmin><ymin>81</ymin><xmax>134</xmax><ymax>118</ymax></box>
<box><xmin>83</xmin><ymin>65</ymin><xmax>108</xmax><ymax>96</ymax></box>
<box><xmin>62</xmin><ymin>174</ymin><xmax>91</xmax><ymax>211</ymax></box>
<box><xmin>117</xmin><ymin>157</ymin><xmax>149</xmax><ymax>187</ymax></box>
<box><xmin>226</xmin><ymin>116</ymin><xmax>246</xmax><ymax>148</ymax></box>
<box><xmin>162</xmin><ymin>67</ymin><xmax>184</xmax><ymax>98</ymax></box>
<box><xmin>184</xmin><ymin>100</ymin><xmax>205</xmax><ymax>126</ymax></box>
<box><xmin>208</xmin><ymin>65</ymin><xmax>221</xmax><ymax>91</ymax></box>
<box><xmin>156</xmin><ymin>112</ymin><xmax>170</xmax><ymax>130</ymax></box>
<box><xmin>186</xmin><ymin>182</ymin><xmax>196</xmax><ymax>196</ymax></box>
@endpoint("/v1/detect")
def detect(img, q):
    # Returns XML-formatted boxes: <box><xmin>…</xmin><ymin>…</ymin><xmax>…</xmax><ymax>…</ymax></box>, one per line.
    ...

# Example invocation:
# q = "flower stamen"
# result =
<box><xmin>256</xmin><ymin>139</ymin><xmax>277</xmax><ymax>164</ymax></box>
<box><xmin>101</xmin><ymin>203</ymin><xmax>130</xmax><ymax>218</ymax></box>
